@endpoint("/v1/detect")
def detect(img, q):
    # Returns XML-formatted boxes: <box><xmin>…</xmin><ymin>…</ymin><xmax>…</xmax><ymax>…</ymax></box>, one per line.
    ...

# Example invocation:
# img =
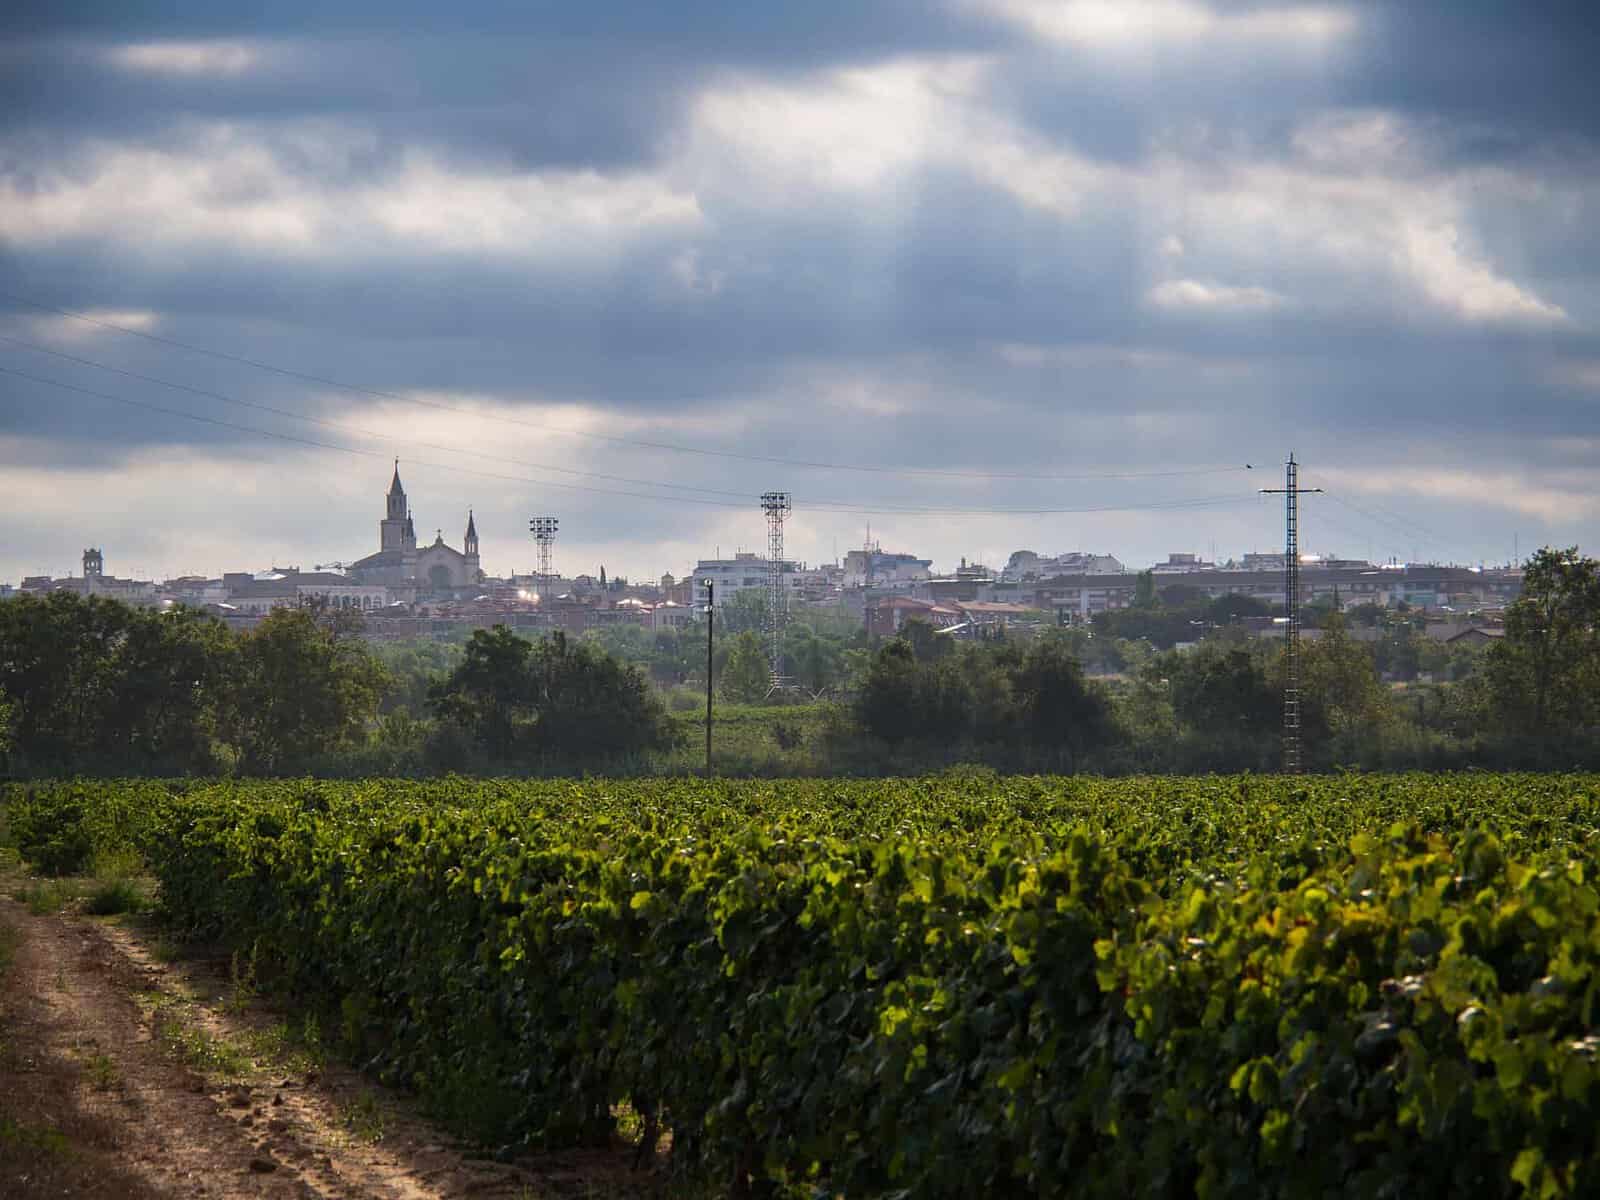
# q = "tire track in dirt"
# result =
<box><xmin>0</xmin><ymin>894</ymin><xmax>657</xmax><ymax>1199</ymax></box>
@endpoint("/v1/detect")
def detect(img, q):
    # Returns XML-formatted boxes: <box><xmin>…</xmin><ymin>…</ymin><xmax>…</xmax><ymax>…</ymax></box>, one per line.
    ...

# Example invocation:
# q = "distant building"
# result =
<box><xmin>843</xmin><ymin>549</ymin><xmax>932</xmax><ymax>589</ymax></box>
<box><xmin>347</xmin><ymin>463</ymin><xmax>482</xmax><ymax>594</ymax></box>
<box><xmin>1150</xmin><ymin>553</ymin><xmax>1217</xmax><ymax>574</ymax></box>
<box><xmin>1035</xmin><ymin>563</ymin><xmax>1521</xmax><ymax>621</ymax></box>
<box><xmin>693</xmin><ymin>553</ymin><xmax>801</xmax><ymax>607</ymax></box>
<box><xmin>1003</xmin><ymin>550</ymin><xmax>1124</xmax><ymax>582</ymax></box>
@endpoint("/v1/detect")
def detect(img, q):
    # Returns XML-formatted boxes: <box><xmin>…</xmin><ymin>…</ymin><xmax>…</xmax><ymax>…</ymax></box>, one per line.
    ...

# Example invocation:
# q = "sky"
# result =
<box><xmin>2</xmin><ymin>1</ymin><xmax>1597</xmax><ymax>585</ymax></box>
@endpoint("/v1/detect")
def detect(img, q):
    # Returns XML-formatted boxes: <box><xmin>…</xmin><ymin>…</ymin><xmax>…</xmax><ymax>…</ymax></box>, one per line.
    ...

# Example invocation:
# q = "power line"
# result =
<box><xmin>2</xmin><ymin>292</ymin><xmax>1251</xmax><ymax>484</ymax></box>
<box><xmin>0</xmin><ymin>333</ymin><xmax>756</xmax><ymax>503</ymax></box>
<box><xmin>0</xmin><ymin>341</ymin><xmax>1260</xmax><ymax>516</ymax></box>
<box><xmin>0</xmin><ymin>364</ymin><xmax>748</xmax><ymax>510</ymax></box>
<box><xmin>0</xmin><ymin>364</ymin><xmax>1263</xmax><ymax>520</ymax></box>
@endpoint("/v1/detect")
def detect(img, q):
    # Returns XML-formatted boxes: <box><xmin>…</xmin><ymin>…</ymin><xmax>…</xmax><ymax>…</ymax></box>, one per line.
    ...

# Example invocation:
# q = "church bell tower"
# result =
<box><xmin>381</xmin><ymin>461</ymin><xmax>408</xmax><ymax>552</ymax></box>
<box><xmin>464</xmin><ymin>510</ymin><xmax>481</xmax><ymax>580</ymax></box>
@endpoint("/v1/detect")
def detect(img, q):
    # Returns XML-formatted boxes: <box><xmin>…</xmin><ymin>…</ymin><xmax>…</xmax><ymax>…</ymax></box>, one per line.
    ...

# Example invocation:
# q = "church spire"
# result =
<box><xmin>464</xmin><ymin>510</ymin><xmax>479</xmax><ymax>559</ymax></box>
<box><xmin>388</xmin><ymin>459</ymin><xmax>404</xmax><ymax>497</ymax></box>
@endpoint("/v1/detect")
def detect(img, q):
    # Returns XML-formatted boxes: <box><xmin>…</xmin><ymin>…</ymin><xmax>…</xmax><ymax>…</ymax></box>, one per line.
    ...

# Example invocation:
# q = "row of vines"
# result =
<box><xmin>6</xmin><ymin>774</ymin><xmax>1600</xmax><ymax>1197</ymax></box>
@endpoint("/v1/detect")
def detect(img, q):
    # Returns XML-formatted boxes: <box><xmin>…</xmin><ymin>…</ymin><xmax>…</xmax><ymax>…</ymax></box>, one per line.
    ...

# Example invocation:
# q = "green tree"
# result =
<box><xmin>1483</xmin><ymin>546</ymin><xmax>1600</xmax><ymax>737</ymax></box>
<box><xmin>431</xmin><ymin>628</ymin><xmax>677</xmax><ymax>762</ymax></box>
<box><xmin>230</xmin><ymin>607</ymin><xmax>389</xmax><ymax>772</ymax></box>
<box><xmin>99</xmin><ymin>605</ymin><xmax>235</xmax><ymax>769</ymax></box>
<box><xmin>900</xmin><ymin>617</ymin><xmax>950</xmax><ymax>663</ymax></box>
<box><xmin>524</xmin><ymin>632</ymin><xmax>678</xmax><ymax>759</ymax></box>
<box><xmin>787</xmin><ymin>626</ymin><xmax>841</xmax><ymax>695</ymax></box>
<box><xmin>855</xmin><ymin>640</ymin><xmax>923</xmax><ymax>744</ymax></box>
<box><xmin>720</xmin><ymin>631</ymin><xmax>771</xmax><ymax>703</ymax></box>
<box><xmin>1009</xmin><ymin>638</ymin><xmax>1115</xmax><ymax>765</ymax></box>
<box><xmin>0</xmin><ymin>685</ymin><xmax>13</xmax><ymax>767</ymax></box>
<box><xmin>1291</xmin><ymin>613</ymin><xmax>1392</xmax><ymax>754</ymax></box>
<box><xmin>429</xmin><ymin>625</ymin><xmax>535</xmax><ymax>759</ymax></box>
<box><xmin>1133</xmin><ymin>569</ymin><xmax>1157</xmax><ymax>609</ymax></box>
<box><xmin>1170</xmin><ymin>643</ymin><xmax>1277</xmax><ymax>736</ymax></box>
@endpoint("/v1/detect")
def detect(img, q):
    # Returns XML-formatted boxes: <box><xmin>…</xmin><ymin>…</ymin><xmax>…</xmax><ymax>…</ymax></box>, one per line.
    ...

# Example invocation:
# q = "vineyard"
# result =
<box><xmin>6</xmin><ymin>773</ymin><xmax>1600</xmax><ymax>1197</ymax></box>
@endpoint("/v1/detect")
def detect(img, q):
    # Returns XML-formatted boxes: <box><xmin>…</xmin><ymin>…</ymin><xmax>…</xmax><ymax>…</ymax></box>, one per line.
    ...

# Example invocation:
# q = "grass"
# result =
<box><xmin>16</xmin><ymin>879</ymin><xmax>79</xmax><ymax>915</ymax></box>
<box><xmin>0</xmin><ymin>1115</ymin><xmax>71</xmax><ymax>1157</ymax></box>
<box><xmin>84</xmin><ymin>878</ymin><xmax>145</xmax><ymax>916</ymax></box>
<box><xmin>226</xmin><ymin>945</ymin><xmax>259</xmax><ymax>1015</ymax></box>
<box><xmin>84</xmin><ymin>847</ymin><xmax>149</xmax><ymax>916</ymax></box>
<box><xmin>240</xmin><ymin>1018</ymin><xmax>325</xmax><ymax>1076</ymax></box>
<box><xmin>84</xmin><ymin>1051</ymin><xmax>119</xmax><ymax>1091</ymax></box>
<box><xmin>155</xmin><ymin>1012</ymin><xmax>252</xmax><ymax>1078</ymax></box>
<box><xmin>340</xmin><ymin>1089</ymin><xmax>386</xmax><ymax>1143</ymax></box>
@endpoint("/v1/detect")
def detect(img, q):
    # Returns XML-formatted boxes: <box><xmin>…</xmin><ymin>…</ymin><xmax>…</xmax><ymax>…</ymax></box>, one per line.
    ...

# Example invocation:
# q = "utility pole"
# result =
<box><xmin>1261</xmin><ymin>453</ymin><xmax>1322</xmax><ymax>773</ymax></box>
<box><xmin>703</xmin><ymin>578</ymin><xmax>714</xmax><ymax>778</ymax></box>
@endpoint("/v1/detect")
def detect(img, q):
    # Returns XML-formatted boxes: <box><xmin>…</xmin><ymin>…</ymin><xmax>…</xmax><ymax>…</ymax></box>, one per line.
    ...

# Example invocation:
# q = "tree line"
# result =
<box><xmin>839</xmin><ymin>547</ymin><xmax>1600</xmax><ymax>773</ymax></box>
<box><xmin>0</xmin><ymin>595</ymin><xmax>675</xmax><ymax>776</ymax></box>
<box><xmin>1</xmin><ymin>546</ymin><xmax>1594</xmax><ymax>776</ymax></box>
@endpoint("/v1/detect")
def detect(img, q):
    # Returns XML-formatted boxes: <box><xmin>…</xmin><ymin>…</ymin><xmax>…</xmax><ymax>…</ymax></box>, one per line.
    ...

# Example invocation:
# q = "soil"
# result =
<box><xmin>0</xmin><ymin>879</ymin><xmax>662</xmax><ymax>1199</ymax></box>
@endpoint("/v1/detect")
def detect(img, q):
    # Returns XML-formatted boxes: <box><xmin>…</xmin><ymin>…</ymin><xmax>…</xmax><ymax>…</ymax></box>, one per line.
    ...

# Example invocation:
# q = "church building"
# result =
<box><xmin>348</xmin><ymin>463</ymin><xmax>482</xmax><ymax>593</ymax></box>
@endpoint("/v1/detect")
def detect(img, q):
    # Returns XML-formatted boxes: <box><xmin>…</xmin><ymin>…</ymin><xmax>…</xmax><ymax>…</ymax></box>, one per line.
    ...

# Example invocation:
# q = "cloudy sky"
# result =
<box><xmin>2</xmin><ymin>1</ymin><xmax>1596</xmax><ymax>584</ymax></box>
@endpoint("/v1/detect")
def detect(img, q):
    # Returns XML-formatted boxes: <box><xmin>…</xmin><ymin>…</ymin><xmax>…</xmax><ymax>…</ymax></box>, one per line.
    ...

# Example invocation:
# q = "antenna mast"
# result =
<box><xmin>761</xmin><ymin>492</ymin><xmax>792</xmax><ymax>695</ymax></box>
<box><xmin>1261</xmin><ymin>453</ymin><xmax>1322</xmax><ymax>773</ymax></box>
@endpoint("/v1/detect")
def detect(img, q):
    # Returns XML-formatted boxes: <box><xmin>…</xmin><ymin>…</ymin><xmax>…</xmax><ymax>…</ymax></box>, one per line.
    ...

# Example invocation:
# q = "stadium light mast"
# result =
<box><xmin>529</xmin><ymin>517</ymin><xmax>558</xmax><ymax>612</ymax></box>
<box><xmin>761</xmin><ymin>492</ymin><xmax>792</xmax><ymax>696</ymax></box>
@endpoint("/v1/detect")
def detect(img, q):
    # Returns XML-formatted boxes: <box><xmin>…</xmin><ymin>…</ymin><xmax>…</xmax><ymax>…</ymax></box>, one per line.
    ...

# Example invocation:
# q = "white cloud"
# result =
<box><xmin>995</xmin><ymin>340</ymin><xmax>1253</xmax><ymax>375</ymax></box>
<box><xmin>1400</xmin><ymin>223</ymin><xmax>1568</xmax><ymax>325</ymax></box>
<box><xmin>689</xmin><ymin>57</ymin><xmax>990</xmax><ymax>194</ymax></box>
<box><xmin>1147</xmin><ymin>279</ymin><xmax>1284</xmax><ymax>312</ymax></box>
<box><xmin>105</xmin><ymin>41</ymin><xmax>264</xmax><ymax>77</ymax></box>
<box><xmin>1314</xmin><ymin>465</ymin><xmax>1600</xmax><ymax>523</ymax></box>
<box><xmin>1143</xmin><ymin>127</ymin><xmax>1570</xmax><ymax>329</ymax></box>
<box><xmin>0</xmin><ymin>128</ymin><xmax>702</xmax><ymax>259</ymax></box>
<box><xmin>1290</xmin><ymin>110</ymin><xmax>1413</xmax><ymax>173</ymax></box>
<box><xmin>687</xmin><ymin>56</ymin><xmax>1115</xmax><ymax>218</ymax></box>
<box><xmin>16</xmin><ymin>309</ymin><xmax>161</xmax><ymax>341</ymax></box>
<box><xmin>975</xmin><ymin>0</ymin><xmax>1357</xmax><ymax>49</ymax></box>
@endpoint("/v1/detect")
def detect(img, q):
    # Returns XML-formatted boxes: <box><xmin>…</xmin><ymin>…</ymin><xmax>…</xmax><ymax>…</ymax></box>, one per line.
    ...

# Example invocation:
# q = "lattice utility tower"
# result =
<box><xmin>1261</xmin><ymin>454</ymin><xmax>1322</xmax><ymax>773</ymax></box>
<box><xmin>761</xmin><ymin>492</ymin><xmax>792</xmax><ymax>694</ymax></box>
<box><xmin>529</xmin><ymin>516</ymin><xmax>559</xmax><ymax>606</ymax></box>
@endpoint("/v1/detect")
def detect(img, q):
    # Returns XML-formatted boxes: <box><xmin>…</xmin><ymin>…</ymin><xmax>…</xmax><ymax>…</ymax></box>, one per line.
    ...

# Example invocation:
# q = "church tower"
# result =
<box><xmin>464</xmin><ymin>510</ymin><xmax>481</xmax><ymax>579</ymax></box>
<box><xmin>381</xmin><ymin>461</ymin><xmax>408</xmax><ymax>552</ymax></box>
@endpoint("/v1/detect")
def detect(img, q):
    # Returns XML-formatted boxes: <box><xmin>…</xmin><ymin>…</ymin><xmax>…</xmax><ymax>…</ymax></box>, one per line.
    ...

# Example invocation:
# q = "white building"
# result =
<box><xmin>842</xmin><ymin>549</ymin><xmax>933</xmax><ymax>589</ymax></box>
<box><xmin>692</xmin><ymin>553</ymin><xmax>801</xmax><ymax>607</ymax></box>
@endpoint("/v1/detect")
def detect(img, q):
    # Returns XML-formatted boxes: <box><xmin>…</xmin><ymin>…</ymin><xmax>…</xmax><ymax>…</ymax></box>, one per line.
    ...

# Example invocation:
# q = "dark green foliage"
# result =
<box><xmin>1170</xmin><ymin>642</ymin><xmax>1278</xmax><ymax>734</ymax></box>
<box><xmin>854</xmin><ymin>631</ymin><xmax>1114</xmax><ymax>765</ymax></box>
<box><xmin>229</xmin><ymin>608</ymin><xmax>390</xmax><ymax>773</ymax></box>
<box><xmin>0</xmin><ymin>592</ymin><xmax>234</xmax><ymax>773</ymax></box>
<box><xmin>0</xmin><ymin>593</ymin><xmax>386</xmax><ymax>776</ymax></box>
<box><xmin>1485</xmin><ymin>547</ymin><xmax>1600</xmax><ymax>739</ymax></box>
<box><xmin>430</xmin><ymin>628</ymin><xmax>678</xmax><ymax>764</ymax></box>
<box><xmin>84</xmin><ymin>877</ymin><xmax>144</xmax><ymax>915</ymax></box>
<box><xmin>17</xmin><ymin>772</ymin><xmax>1600</xmax><ymax>1197</ymax></box>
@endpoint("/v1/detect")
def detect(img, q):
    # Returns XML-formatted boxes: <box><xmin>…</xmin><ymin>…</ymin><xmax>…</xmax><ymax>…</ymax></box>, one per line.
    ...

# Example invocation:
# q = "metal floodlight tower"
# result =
<box><xmin>760</xmin><ymin>492</ymin><xmax>792</xmax><ymax>693</ymax></box>
<box><xmin>529</xmin><ymin>517</ymin><xmax>559</xmax><ymax>606</ymax></box>
<box><xmin>1261</xmin><ymin>454</ymin><xmax>1322</xmax><ymax>774</ymax></box>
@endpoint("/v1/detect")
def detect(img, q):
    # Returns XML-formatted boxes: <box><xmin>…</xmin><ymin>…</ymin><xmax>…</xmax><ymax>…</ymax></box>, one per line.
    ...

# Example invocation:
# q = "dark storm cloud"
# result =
<box><xmin>3</xmin><ymin>0</ymin><xmax>1598</xmax><ymax>581</ymax></box>
<box><xmin>1336</xmin><ymin>2</ymin><xmax>1600</xmax><ymax>161</ymax></box>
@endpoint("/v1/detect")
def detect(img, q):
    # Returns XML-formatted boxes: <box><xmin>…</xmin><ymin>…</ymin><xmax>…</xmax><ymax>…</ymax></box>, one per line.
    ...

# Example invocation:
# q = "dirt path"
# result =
<box><xmin>0</xmin><ymin>887</ymin><xmax>656</xmax><ymax>1199</ymax></box>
